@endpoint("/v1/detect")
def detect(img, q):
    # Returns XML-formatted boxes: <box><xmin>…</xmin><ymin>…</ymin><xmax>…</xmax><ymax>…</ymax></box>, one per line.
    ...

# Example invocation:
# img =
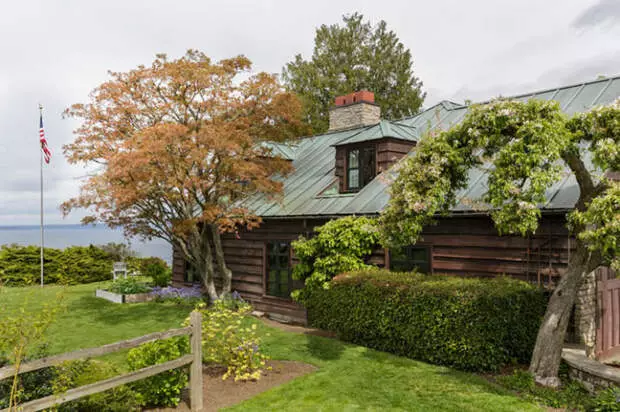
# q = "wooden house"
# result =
<box><xmin>172</xmin><ymin>76</ymin><xmax>620</xmax><ymax>324</ymax></box>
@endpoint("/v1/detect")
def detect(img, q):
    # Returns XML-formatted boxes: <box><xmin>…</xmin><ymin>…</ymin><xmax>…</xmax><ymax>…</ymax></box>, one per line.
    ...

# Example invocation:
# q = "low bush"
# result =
<box><xmin>497</xmin><ymin>368</ymin><xmax>620</xmax><ymax>411</ymax></box>
<box><xmin>53</xmin><ymin>359</ymin><xmax>142</xmax><ymax>412</ymax></box>
<box><xmin>304</xmin><ymin>269</ymin><xmax>547</xmax><ymax>372</ymax></box>
<box><xmin>196</xmin><ymin>298</ymin><xmax>270</xmax><ymax>381</ymax></box>
<box><xmin>0</xmin><ymin>243</ymin><xmax>165</xmax><ymax>286</ymax></box>
<box><xmin>0</xmin><ymin>347</ymin><xmax>56</xmax><ymax>409</ymax></box>
<box><xmin>106</xmin><ymin>277</ymin><xmax>151</xmax><ymax>295</ymax></box>
<box><xmin>126</xmin><ymin>336</ymin><xmax>189</xmax><ymax>407</ymax></box>
<box><xmin>140</xmin><ymin>257</ymin><xmax>171</xmax><ymax>287</ymax></box>
<box><xmin>151</xmin><ymin>285</ymin><xmax>203</xmax><ymax>304</ymax></box>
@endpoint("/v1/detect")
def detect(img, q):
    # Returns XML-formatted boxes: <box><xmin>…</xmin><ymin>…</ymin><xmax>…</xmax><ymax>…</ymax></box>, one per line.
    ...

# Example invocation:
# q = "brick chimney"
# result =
<box><xmin>328</xmin><ymin>91</ymin><xmax>381</xmax><ymax>132</ymax></box>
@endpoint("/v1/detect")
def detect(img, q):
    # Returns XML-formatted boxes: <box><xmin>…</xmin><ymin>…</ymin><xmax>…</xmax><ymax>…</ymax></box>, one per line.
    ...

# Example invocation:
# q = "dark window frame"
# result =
<box><xmin>264</xmin><ymin>240</ymin><xmax>299</xmax><ymax>299</ymax></box>
<box><xmin>183</xmin><ymin>260</ymin><xmax>201</xmax><ymax>284</ymax></box>
<box><xmin>388</xmin><ymin>244</ymin><xmax>433</xmax><ymax>274</ymax></box>
<box><xmin>345</xmin><ymin>143</ymin><xmax>377</xmax><ymax>192</ymax></box>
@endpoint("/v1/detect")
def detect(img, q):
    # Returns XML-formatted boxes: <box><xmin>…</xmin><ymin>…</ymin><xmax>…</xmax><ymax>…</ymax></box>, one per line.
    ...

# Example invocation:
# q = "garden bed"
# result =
<box><xmin>95</xmin><ymin>288</ymin><xmax>154</xmax><ymax>304</ymax></box>
<box><xmin>153</xmin><ymin>360</ymin><xmax>317</xmax><ymax>412</ymax></box>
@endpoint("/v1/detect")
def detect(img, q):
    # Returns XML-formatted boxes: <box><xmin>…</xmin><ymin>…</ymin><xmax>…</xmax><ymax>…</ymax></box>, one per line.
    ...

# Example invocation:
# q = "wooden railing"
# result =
<box><xmin>0</xmin><ymin>311</ymin><xmax>203</xmax><ymax>412</ymax></box>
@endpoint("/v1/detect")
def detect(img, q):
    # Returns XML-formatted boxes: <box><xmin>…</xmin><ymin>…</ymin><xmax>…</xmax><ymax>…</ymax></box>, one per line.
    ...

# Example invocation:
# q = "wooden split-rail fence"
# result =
<box><xmin>0</xmin><ymin>311</ymin><xmax>204</xmax><ymax>412</ymax></box>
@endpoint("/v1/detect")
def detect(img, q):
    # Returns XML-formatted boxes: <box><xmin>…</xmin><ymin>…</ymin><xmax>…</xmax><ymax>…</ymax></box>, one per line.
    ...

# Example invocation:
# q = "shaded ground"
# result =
<box><xmin>154</xmin><ymin>360</ymin><xmax>316</xmax><ymax>412</ymax></box>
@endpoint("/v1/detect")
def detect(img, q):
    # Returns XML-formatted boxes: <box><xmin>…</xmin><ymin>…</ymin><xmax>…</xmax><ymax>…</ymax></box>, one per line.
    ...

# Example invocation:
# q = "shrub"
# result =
<box><xmin>292</xmin><ymin>216</ymin><xmax>380</xmax><ymax>301</ymax></box>
<box><xmin>496</xmin><ymin>368</ymin><xmax>605</xmax><ymax>410</ymax></box>
<box><xmin>151</xmin><ymin>285</ymin><xmax>203</xmax><ymax>304</ymax></box>
<box><xmin>106</xmin><ymin>277</ymin><xmax>151</xmax><ymax>294</ymax></box>
<box><xmin>140</xmin><ymin>257</ymin><xmax>171</xmax><ymax>287</ymax></box>
<box><xmin>592</xmin><ymin>387</ymin><xmax>620</xmax><ymax>412</ymax></box>
<box><xmin>0</xmin><ymin>347</ymin><xmax>56</xmax><ymax>409</ymax></box>
<box><xmin>126</xmin><ymin>337</ymin><xmax>189</xmax><ymax>407</ymax></box>
<box><xmin>196</xmin><ymin>298</ymin><xmax>270</xmax><ymax>381</ymax></box>
<box><xmin>52</xmin><ymin>359</ymin><xmax>142</xmax><ymax>412</ymax></box>
<box><xmin>0</xmin><ymin>243</ymin><xmax>165</xmax><ymax>286</ymax></box>
<box><xmin>304</xmin><ymin>269</ymin><xmax>547</xmax><ymax>372</ymax></box>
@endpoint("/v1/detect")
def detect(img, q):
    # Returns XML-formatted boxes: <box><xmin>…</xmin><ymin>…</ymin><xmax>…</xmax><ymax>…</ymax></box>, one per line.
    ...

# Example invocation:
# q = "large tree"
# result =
<box><xmin>63</xmin><ymin>50</ymin><xmax>307</xmax><ymax>301</ymax></box>
<box><xmin>380</xmin><ymin>99</ymin><xmax>619</xmax><ymax>386</ymax></box>
<box><xmin>282</xmin><ymin>12</ymin><xmax>425</xmax><ymax>134</ymax></box>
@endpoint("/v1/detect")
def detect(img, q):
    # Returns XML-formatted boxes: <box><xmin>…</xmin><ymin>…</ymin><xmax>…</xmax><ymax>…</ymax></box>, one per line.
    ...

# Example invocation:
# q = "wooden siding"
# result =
<box><xmin>171</xmin><ymin>214</ymin><xmax>574</xmax><ymax>323</ymax></box>
<box><xmin>335</xmin><ymin>138</ymin><xmax>415</xmax><ymax>193</ymax></box>
<box><xmin>376</xmin><ymin>138</ymin><xmax>416</xmax><ymax>173</ymax></box>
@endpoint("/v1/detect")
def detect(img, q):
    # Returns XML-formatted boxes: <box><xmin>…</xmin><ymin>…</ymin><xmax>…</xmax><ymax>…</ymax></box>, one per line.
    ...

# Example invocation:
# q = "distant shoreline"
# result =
<box><xmin>0</xmin><ymin>224</ymin><xmax>112</xmax><ymax>231</ymax></box>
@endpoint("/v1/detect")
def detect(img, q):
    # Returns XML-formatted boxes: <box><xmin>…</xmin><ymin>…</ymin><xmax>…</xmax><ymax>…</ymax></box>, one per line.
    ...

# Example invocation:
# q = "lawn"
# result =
<box><xmin>1</xmin><ymin>283</ymin><xmax>542</xmax><ymax>411</ymax></box>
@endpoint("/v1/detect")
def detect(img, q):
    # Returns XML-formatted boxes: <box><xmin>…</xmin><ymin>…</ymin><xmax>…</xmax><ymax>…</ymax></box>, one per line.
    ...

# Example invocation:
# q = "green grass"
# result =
<box><xmin>227</xmin><ymin>320</ymin><xmax>542</xmax><ymax>412</ymax></box>
<box><xmin>1</xmin><ymin>283</ymin><xmax>542</xmax><ymax>411</ymax></box>
<box><xmin>1</xmin><ymin>281</ymin><xmax>192</xmax><ymax>365</ymax></box>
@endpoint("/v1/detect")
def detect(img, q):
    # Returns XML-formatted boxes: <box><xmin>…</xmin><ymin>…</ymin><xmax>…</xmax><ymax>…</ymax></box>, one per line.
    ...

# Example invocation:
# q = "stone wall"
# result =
<box><xmin>575</xmin><ymin>270</ymin><xmax>598</xmax><ymax>357</ymax></box>
<box><xmin>563</xmin><ymin>348</ymin><xmax>620</xmax><ymax>394</ymax></box>
<box><xmin>328</xmin><ymin>102</ymin><xmax>381</xmax><ymax>132</ymax></box>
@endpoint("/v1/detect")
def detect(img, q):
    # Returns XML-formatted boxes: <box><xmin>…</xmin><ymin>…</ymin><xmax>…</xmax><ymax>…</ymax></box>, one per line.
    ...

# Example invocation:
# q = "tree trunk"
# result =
<box><xmin>529</xmin><ymin>243</ymin><xmax>600</xmax><ymax>386</ymax></box>
<box><xmin>198</xmin><ymin>226</ymin><xmax>219</xmax><ymax>302</ymax></box>
<box><xmin>575</xmin><ymin>269</ymin><xmax>598</xmax><ymax>358</ymax></box>
<box><xmin>209</xmin><ymin>225</ymin><xmax>233</xmax><ymax>296</ymax></box>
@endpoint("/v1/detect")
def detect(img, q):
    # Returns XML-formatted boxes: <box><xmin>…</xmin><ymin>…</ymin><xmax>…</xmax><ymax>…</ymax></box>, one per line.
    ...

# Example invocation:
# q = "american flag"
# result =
<box><xmin>39</xmin><ymin>112</ymin><xmax>51</xmax><ymax>164</ymax></box>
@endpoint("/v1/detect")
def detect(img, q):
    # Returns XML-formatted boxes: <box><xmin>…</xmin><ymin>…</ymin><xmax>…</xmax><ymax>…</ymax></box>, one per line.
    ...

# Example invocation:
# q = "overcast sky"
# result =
<box><xmin>0</xmin><ymin>0</ymin><xmax>618</xmax><ymax>226</ymax></box>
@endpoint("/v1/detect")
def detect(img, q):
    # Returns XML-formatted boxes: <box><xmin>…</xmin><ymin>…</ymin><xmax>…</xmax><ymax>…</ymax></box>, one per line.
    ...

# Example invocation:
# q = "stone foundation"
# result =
<box><xmin>562</xmin><ymin>348</ymin><xmax>620</xmax><ymax>393</ymax></box>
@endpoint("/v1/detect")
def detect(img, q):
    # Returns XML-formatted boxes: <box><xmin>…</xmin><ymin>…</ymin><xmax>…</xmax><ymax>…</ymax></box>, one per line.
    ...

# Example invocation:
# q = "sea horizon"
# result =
<box><xmin>0</xmin><ymin>224</ymin><xmax>172</xmax><ymax>264</ymax></box>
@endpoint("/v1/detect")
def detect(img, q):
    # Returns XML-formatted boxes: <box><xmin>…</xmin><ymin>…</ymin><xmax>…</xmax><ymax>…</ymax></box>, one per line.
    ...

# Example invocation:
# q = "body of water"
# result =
<box><xmin>0</xmin><ymin>225</ymin><xmax>172</xmax><ymax>264</ymax></box>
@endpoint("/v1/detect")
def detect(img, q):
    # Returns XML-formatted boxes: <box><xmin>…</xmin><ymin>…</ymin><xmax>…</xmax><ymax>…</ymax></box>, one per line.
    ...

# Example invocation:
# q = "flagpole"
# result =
<box><xmin>39</xmin><ymin>104</ymin><xmax>44</xmax><ymax>288</ymax></box>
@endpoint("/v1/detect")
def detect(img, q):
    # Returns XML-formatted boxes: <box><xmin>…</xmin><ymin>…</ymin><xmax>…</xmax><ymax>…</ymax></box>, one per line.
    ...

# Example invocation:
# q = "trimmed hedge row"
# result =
<box><xmin>0</xmin><ymin>244</ymin><xmax>168</xmax><ymax>286</ymax></box>
<box><xmin>305</xmin><ymin>269</ymin><xmax>548</xmax><ymax>372</ymax></box>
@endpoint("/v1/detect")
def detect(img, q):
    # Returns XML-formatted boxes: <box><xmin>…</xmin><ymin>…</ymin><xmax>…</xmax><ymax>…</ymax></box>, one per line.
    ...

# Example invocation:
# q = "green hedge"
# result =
<box><xmin>305</xmin><ymin>269</ymin><xmax>548</xmax><ymax>372</ymax></box>
<box><xmin>0</xmin><ymin>244</ymin><xmax>166</xmax><ymax>286</ymax></box>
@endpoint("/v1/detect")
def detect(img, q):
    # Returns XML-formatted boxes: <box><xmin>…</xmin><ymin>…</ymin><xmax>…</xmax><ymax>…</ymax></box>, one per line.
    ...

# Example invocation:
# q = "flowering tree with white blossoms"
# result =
<box><xmin>380</xmin><ymin>99</ymin><xmax>619</xmax><ymax>386</ymax></box>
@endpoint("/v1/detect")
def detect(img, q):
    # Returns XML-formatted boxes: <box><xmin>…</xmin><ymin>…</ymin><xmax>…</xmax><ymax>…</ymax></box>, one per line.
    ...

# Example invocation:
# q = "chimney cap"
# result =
<box><xmin>334</xmin><ymin>90</ymin><xmax>375</xmax><ymax>107</ymax></box>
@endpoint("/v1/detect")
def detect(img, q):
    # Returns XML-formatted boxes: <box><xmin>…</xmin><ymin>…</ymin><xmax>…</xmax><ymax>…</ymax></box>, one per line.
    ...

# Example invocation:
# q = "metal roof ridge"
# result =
<box><xmin>475</xmin><ymin>74</ymin><xmax>620</xmax><ymax>106</ymax></box>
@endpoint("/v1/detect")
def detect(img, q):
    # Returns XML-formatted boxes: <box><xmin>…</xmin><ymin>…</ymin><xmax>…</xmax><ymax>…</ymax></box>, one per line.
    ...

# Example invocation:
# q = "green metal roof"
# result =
<box><xmin>259</xmin><ymin>142</ymin><xmax>298</xmax><ymax>160</ymax></box>
<box><xmin>246</xmin><ymin>75</ymin><xmax>620</xmax><ymax>218</ymax></box>
<box><xmin>332</xmin><ymin>120</ymin><xmax>417</xmax><ymax>146</ymax></box>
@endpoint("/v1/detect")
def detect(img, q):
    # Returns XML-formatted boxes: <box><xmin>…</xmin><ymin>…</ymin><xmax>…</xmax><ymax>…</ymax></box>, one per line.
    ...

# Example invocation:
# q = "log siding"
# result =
<box><xmin>171</xmin><ymin>214</ymin><xmax>574</xmax><ymax>324</ymax></box>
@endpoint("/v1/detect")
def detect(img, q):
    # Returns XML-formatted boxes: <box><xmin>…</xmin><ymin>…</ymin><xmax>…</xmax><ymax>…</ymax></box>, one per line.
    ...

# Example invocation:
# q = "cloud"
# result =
<box><xmin>573</xmin><ymin>0</ymin><xmax>620</xmax><ymax>29</ymax></box>
<box><xmin>0</xmin><ymin>0</ymin><xmax>618</xmax><ymax>225</ymax></box>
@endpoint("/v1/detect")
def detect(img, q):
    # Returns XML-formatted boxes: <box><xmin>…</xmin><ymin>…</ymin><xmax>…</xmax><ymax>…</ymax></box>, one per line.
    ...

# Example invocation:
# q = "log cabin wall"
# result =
<box><xmin>171</xmin><ymin>213</ymin><xmax>574</xmax><ymax>324</ymax></box>
<box><xmin>376</xmin><ymin>138</ymin><xmax>416</xmax><ymax>173</ymax></box>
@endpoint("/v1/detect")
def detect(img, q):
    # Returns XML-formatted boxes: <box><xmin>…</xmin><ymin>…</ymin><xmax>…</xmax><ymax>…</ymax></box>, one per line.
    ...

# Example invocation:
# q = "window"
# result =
<box><xmin>390</xmin><ymin>245</ymin><xmax>432</xmax><ymax>273</ymax></box>
<box><xmin>266</xmin><ymin>241</ymin><xmax>301</xmax><ymax>298</ymax></box>
<box><xmin>346</xmin><ymin>145</ymin><xmax>376</xmax><ymax>191</ymax></box>
<box><xmin>184</xmin><ymin>261</ymin><xmax>201</xmax><ymax>284</ymax></box>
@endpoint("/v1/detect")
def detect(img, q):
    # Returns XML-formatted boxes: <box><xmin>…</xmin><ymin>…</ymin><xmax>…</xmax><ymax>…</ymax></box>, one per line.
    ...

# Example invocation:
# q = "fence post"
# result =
<box><xmin>189</xmin><ymin>310</ymin><xmax>203</xmax><ymax>412</ymax></box>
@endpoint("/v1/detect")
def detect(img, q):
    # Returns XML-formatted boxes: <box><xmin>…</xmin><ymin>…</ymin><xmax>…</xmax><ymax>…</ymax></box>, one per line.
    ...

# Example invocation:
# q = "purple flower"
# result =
<box><xmin>151</xmin><ymin>285</ymin><xmax>203</xmax><ymax>302</ymax></box>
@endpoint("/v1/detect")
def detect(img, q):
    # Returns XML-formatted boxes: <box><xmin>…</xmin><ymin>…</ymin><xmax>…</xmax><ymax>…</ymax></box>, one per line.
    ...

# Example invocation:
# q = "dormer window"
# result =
<box><xmin>346</xmin><ymin>145</ymin><xmax>376</xmax><ymax>192</ymax></box>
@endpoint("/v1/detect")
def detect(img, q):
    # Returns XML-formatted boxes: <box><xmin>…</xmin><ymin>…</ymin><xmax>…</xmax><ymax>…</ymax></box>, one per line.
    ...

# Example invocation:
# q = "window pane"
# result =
<box><xmin>411</xmin><ymin>248</ymin><xmax>427</xmax><ymax>261</ymax></box>
<box><xmin>348</xmin><ymin>169</ymin><xmax>359</xmax><ymax>189</ymax></box>
<box><xmin>266</xmin><ymin>241</ymin><xmax>296</xmax><ymax>298</ymax></box>
<box><xmin>390</xmin><ymin>246</ymin><xmax>431</xmax><ymax>274</ymax></box>
<box><xmin>362</xmin><ymin>147</ymin><xmax>376</xmax><ymax>186</ymax></box>
<box><xmin>348</xmin><ymin>149</ymin><xmax>359</xmax><ymax>168</ymax></box>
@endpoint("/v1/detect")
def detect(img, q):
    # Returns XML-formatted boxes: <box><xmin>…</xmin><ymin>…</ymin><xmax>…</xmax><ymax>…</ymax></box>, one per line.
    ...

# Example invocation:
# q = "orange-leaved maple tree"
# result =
<box><xmin>62</xmin><ymin>50</ymin><xmax>307</xmax><ymax>300</ymax></box>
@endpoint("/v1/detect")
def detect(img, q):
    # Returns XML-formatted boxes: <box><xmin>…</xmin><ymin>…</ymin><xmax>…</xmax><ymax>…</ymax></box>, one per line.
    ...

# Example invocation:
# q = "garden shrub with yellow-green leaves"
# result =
<box><xmin>196</xmin><ymin>296</ymin><xmax>270</xmax><ymax>381</ymax></box>
<box><xmin>292</xmin><ymin>215</ymin><xmax>380</xmax><ymax>302</ymax></box>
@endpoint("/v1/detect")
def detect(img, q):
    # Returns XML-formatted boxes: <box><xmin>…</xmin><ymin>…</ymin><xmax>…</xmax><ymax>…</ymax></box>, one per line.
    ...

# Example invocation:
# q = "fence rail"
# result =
<box><xmin>0</xmin><ymin>311</ymin><xmax>203</xmax><ymax>412</ymax></box>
